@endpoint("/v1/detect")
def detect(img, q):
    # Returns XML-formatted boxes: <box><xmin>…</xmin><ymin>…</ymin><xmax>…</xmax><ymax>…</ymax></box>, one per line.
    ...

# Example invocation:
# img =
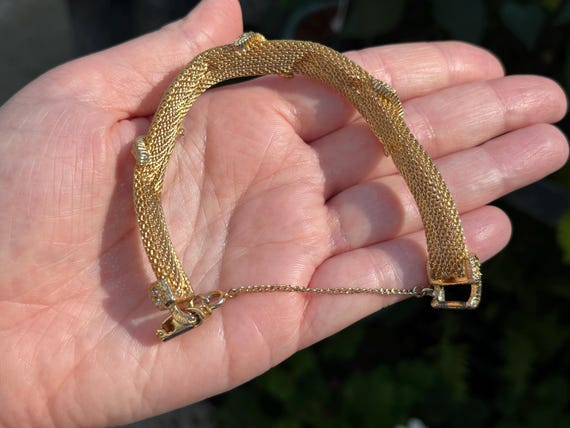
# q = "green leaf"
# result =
<box><xmin>320</xmin><ymin>324</ymin><xmax>364</xmax><ymax>361</ymax></box>
<box><xmin>541</xmin><ymin>0</ymin><xmax>564</xmax><ymax>12</ymax></box>
<box><xmin>433</xmin><ymin>0</ymin><xmax>486</xmax><ymax>43</ymax></box>
<box><xmin>565</xmin><ymin>41</ymin><xmax>570</xmax><ymax>91</ymax></box>
<box><xmin>288</xmin><ymin>348</ymin><xmax>318</xmax><ymax>377</ymax></box>
<box><xmin>502</xmin><ymin>328</ymin><xmax>535</xmax><ymax>396</ymax></box>
<box><xmin>437</xmin><ymin>343</ymin><xmax>468</xmax><ymax>401</ymax></box>
<box><xmin>557</xmin><ymin>209</ymin><xmax>570</xmax><ymax>264</ymax></box>
<box><xmin>262</xmin><ymin>367</ymin><xmax>296</xmax><ymax>403</ymax></box>
<box><xmin>500</xmin><ymin>0</ymin><xmax>546</xmax><ymax>50</ymax></box>
<box><xmin>555</xmin><ymin>0</ymin><xmax>570</xmax><ymax>24</ymax></box>
<box><xmin>341</xmin><ymin>0</ymin><xmax>406</xmax><ymax>39</ymax></box>
<box><xmin>526</xmin><ymin>377</ymin><xmax>570</xmax><ymax>428</ymax></box>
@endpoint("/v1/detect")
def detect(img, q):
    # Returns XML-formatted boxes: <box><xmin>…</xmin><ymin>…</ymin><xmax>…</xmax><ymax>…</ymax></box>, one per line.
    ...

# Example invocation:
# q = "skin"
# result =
<box><xmin>0</xmin><ymin>0</ymin><xmax>567</xmax><ymax>426</ymax></box>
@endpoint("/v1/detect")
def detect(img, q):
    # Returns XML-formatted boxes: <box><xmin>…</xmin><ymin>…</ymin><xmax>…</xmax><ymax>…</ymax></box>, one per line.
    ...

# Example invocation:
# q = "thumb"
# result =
<box><xmin>44</xmin><ymin>0</ymin><xmax>243</xmax><ymax>115</ymax></box>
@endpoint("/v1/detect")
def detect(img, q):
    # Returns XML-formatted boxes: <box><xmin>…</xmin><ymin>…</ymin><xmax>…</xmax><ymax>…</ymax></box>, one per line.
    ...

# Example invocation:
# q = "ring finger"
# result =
<box><xmin>325</xmin><ymin>122</ymin><xmax>568</xmax><ymax>256</ymax></box>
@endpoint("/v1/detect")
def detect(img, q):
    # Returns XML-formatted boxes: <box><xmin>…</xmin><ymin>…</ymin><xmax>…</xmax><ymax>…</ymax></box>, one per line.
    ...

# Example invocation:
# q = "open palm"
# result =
<box><xmin>0</xmin><ymin>0</ymin><xmax>567</xmax><ymax>426</ymax></box>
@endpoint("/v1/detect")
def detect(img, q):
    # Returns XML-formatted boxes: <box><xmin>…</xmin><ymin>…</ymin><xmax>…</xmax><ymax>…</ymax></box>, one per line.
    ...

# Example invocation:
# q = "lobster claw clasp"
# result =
<box><xmin>148</xmin><ymin>278</ymin><xmax>205</xmax><ymax>341</ymax></box>
<box><xmin>157</xmin><ymin>305</ymin><xmax>210</xmax><ymax>341</ymax></box>
<box><xmin>429</xmin><ymin>254</ymin><xmax>482</xmax><ymax>310</ymax></box>
<box><xmin>149</xmin><ymin>279</ymin><xmax>227</xmax><ymax>341</ymax></box>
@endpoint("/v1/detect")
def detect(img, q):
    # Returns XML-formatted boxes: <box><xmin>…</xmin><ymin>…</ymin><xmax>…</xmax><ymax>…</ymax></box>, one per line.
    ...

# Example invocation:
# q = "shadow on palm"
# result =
<box><xmin>98</xmin><ymin>75</ymin><xmax>408</xmax><ymax>350</ymax></box>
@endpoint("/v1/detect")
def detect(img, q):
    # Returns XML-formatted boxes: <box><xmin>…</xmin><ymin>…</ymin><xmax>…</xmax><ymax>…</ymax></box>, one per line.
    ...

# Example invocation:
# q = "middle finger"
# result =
<box><xmin>325</xmin><ymin>122</ymin><xmax>567</xmax><ymax>256</ymax></box>
<box><xmin>313</xmin><ymin>75</ymin><xmax>566</xmax><ymax>199</ymax></box>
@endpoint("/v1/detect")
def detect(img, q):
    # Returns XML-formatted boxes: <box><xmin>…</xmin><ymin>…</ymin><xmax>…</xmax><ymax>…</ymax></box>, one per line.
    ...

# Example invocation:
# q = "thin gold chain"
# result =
<box><xmin>133</xmin><ymin>33</ymin><xmax>482</xmax><ymax>341</ymax></box>
<box><xmin>226</xmin><ymin>284</ymin><xmax>433</xmax><ymax>298</ymax></box>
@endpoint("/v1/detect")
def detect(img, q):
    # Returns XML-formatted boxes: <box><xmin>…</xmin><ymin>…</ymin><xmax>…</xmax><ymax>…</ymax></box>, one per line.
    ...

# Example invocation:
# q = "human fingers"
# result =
<box><xmin>325</xmin><ymin>123</ymin><xmax>568</xmax><ymax>257</ymax></box>
<box><xmin>314</xmin><ymin>75</ymin><xmax>567</xmax><ymax>199</ymax></box>
<box><xmin>299</xmin><ymin>205</ymin><xmax>511</xmax><ymax>347</ymax></box>
<box><xmin>240</xmin><ymin>41</ymin><xmax>504</xmax><ymax>143</ymax></box>
<box><xmin>30</xmin><ymin>0</ymin><xmax>243</xmax><ymax>115</ymax></box>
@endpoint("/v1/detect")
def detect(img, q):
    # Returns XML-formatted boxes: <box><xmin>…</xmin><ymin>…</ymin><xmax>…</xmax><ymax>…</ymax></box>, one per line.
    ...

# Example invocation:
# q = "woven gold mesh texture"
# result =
<box><xmin>133</xmin><ymin>33</ymin><xmax>470</xmax><ymax>300</ymax></box>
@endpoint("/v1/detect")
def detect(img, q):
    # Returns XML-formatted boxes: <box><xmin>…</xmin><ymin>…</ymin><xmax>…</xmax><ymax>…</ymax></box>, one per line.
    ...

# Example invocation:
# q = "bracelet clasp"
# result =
<box><xmin>429</xmin><ymin>254</ymin><xmax>482</xmax><ymax>310</ymax></box>
<box><xmin>149</xmin><ymin>279</ymin><xmax>227</xmax><ymax>341</ymax></box>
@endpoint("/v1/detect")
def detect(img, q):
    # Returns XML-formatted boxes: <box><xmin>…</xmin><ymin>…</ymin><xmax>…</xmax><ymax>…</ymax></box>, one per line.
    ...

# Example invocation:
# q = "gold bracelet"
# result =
<box><xmin>132</xmin><ymin>33</ymin><xmax>482</xmax><ymax>341</ymax></box>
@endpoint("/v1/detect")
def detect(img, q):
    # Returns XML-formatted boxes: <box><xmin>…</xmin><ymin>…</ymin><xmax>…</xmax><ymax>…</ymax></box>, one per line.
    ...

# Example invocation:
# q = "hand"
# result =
<box><xmin>0</xmin><ymin>0</ymin><xmax>567</xmax><ymax>425</ymax></box>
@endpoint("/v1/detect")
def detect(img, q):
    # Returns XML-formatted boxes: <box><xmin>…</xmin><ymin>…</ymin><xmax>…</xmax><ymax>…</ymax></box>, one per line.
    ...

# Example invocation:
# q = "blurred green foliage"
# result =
<box><xmin>558</xmin><ymin>210</ymin><xmax>570</xmax><ymax>263</ymax></box>
<box><xmin>214</xmin><ymin>211</ymin><xmax>570</xmax><ymax>427</ymax></box>
<box><xmin>213</xmin><ymin>0</ymin><xmax>570</xmax><ymax>426</ymax></box>
<box><xmin>500</xmin><ymin>0</ymin><xmax>546</xmax><ymax>49</ymax></box>
<box><xmin>434</xmin><ymin>0</ymin><xmax>486</xmax><ymax>43</ymax></box>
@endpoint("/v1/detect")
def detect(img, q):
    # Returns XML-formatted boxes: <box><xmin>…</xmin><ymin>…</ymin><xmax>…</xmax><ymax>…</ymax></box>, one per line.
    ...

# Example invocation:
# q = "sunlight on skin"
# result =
<box><xmin>0</xmin><ymin>0</ymin><xmax>567</xmax><ymax>425</ymax></box>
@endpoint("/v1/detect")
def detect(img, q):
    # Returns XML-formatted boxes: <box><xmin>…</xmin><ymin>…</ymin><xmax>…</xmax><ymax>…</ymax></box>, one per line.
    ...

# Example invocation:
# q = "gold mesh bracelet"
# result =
<box><xmin>133</xmin><ymin>33</ymin><xmax>482</xmax><ymax>341</ymax></box>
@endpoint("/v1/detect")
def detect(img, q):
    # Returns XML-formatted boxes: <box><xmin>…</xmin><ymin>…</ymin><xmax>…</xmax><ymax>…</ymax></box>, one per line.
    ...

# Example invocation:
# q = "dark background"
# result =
<box><xmin>1</xmin><ymin>1</ymin><xmax>569</xmax><ymax>427</ymax></box>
